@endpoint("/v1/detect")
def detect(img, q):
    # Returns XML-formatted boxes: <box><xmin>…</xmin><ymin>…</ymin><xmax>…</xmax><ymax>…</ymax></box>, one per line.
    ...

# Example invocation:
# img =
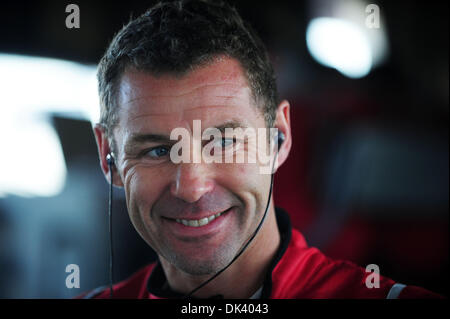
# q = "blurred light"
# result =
<box><xmin>0</xmin><ymin>54</ymin><xmax>98</xmax><ymax>197</ymax></box>
<box><xmin>306</xmin><ymin>17</ymin><xmax>372</xmax><ymax>78</ymax></box>
<box><xmin>306</xmin><ymin>0</ymin><xmax>389</xmax><ymax>78</ymax></box>
<box><xmin>0</xmin><ymin>54</ymin><xmax>99</xmax><ymax>122</ymax></box>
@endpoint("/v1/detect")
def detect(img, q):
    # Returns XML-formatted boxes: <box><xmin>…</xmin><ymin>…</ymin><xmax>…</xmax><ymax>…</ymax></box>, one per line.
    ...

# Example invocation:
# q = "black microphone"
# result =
<box><xmin>106</xmin><ymin>152</ymin><xmax>115</xmax><ymax>299</ymax></box>
<box><xmin>277</xmin><ymin>131</ymin><xmax>286</xmax><ymax>151</ymax></box>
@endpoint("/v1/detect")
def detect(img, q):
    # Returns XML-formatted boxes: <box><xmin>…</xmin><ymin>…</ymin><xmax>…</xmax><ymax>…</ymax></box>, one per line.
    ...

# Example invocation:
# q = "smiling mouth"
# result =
<box><xmin>168</xmin><ymin>207</ymin><xmax>233</xmax><ymax>228</ymax></box>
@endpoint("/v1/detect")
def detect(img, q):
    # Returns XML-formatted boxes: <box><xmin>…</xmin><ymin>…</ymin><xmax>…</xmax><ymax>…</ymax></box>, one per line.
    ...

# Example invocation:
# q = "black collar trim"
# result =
<box><xmin>146</xmin><ymin>207</ymin><xmax>293</xmax><ymax>299</ymax></box>
<box><xmin>260</xmin><ymin>207</ymin><xmax>292</xmax><ymax>299</ymax></box>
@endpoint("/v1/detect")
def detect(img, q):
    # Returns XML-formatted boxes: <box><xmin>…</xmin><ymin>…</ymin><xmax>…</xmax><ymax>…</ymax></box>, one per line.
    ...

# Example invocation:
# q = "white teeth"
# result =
<box><xmin>198</xmin><ymin>217</ymin><xmax>209</xmax><ymax>226</ymax></box>
<box><xmin>175</xmin><ymin>211</ymin><xmax>224</xmax><ymax>227</ymax></box>
<box><xmin>188</xmin><ymin>219</ymin><xmax>199</xmax><ymax>227</ymax></box>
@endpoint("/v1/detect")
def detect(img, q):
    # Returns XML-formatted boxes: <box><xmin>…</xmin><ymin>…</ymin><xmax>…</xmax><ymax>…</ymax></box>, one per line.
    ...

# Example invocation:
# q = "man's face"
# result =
<box><xmin>111</xmin><ymin>57</ymin><xmax>274</xmax><ymax>275</ymax></box>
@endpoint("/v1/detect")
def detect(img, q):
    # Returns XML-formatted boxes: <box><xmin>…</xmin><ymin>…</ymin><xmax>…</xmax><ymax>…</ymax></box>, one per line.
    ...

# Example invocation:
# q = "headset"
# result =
<box><xmin>105</xmin><ymin>131</ymin><xmax>285</xmax><ymax>299</ymax></box>
<box><xmin>106</xmin><ymin>153</ymin><xmax>115</xmax><ymax>299</ymax></box>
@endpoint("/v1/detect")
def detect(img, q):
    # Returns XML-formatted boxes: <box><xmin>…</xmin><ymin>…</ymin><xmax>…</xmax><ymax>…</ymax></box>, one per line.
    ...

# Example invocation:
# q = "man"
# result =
<box><xmin>83</xmin><ymin>0</ymin><xmax>441</xmax><ymax>298</ymax></box>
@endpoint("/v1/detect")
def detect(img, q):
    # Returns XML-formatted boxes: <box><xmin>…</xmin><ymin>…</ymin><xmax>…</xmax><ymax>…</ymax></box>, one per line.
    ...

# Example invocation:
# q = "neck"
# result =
<box><xmin>159</xmin><ymin>204</ymin><xmax>280</xmax><ymax>298</ymax></box>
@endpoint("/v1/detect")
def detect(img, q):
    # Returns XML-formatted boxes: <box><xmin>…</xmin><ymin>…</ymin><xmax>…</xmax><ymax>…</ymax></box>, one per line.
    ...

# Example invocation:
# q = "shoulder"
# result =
<box><xmin>76</xmin><ymin>263</ymin><xmax>156</xmax><ymax>299</ymax></box>
<box><xmin>271</xmin><ymin>229</ymin><xmax>442</xmax><ymax>298</ymax></box>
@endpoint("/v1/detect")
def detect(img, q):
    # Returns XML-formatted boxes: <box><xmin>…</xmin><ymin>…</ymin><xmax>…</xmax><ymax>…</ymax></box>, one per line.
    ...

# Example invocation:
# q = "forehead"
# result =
<box><xmin>115</xmin><ymin>57</ymin><xmax>264</xmax><ymax>134</ymax></box>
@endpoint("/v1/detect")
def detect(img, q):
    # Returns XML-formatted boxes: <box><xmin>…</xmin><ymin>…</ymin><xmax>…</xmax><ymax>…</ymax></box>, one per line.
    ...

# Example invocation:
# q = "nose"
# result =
<box><xmin>170</xmin><ymin>163</ymin><xmax>215</xmax><ymax>203</ymax></box>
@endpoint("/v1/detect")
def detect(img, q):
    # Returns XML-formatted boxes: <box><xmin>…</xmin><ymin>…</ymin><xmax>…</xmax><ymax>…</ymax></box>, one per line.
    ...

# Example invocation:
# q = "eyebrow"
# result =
<box><xmin>129</xmin><ymin>133</ymin><xmax>170</xmax><ymax>143</ymax></box>
<box><xmin>124</xmin><ymin>133</ymin><xmax>172</xmax><ymax>154</ymax></box>
<box><xmin>212</xmin><ymin>120</ymin><xmax>250</xmax><ymax>133</ymax></box>
<box><xmin>124</xmin><ymin>119</ymin><xmax>250</xmax><ymax>153</ymax></box>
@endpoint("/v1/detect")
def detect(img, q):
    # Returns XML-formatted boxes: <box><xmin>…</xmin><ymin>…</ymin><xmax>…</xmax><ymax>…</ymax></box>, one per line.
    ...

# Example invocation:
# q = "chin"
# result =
<box><xmin>169</xmin><ymin>250</ymin><xmax>232</xmax><ymax>276</ymax></box>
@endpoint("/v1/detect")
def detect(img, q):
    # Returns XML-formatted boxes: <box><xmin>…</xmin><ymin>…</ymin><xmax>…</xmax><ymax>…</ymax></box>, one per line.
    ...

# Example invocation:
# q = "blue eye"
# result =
<box><xmin>220</xmin><ymin>138</ymin><xmax>234</xmax><ymax>148</ymax></box>
<box><xmin>146</xmin><ymin>146</ymin><xmax>169</xmax><ymax>158</ymax></box>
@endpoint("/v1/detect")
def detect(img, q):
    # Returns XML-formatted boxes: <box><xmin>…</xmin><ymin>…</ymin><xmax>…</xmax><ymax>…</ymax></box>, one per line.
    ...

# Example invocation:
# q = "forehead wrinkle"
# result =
<box><xmin>118</xmin><ymin>55</ymin><xmax>254</xmax><ymax>109</ymax></box>
<box><xmin>120</xmin><ymin>81</ymin><xmax>248</xmax><ymax>106</ymax></box>
<box><xmin>127</xmin><ymin>104</ymin><xmax>245</xmax><ymax>124</ymax></box>
<box><xmin>119</xmin><ymin>86</ymin><xmax>252</xmax><ymax>127</ymax></box>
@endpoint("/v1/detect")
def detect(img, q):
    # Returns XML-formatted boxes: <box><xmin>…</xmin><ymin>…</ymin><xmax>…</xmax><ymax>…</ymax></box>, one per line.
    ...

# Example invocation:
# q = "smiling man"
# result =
<box><xmin>84</xmin><ymin>0</ymin><xmax>441</xmax><ymax>299</ymax></box>
<box><xmin>103</xmin><ymin>56</ymin><xmax>287</xmax><ymax>299</ymax></box>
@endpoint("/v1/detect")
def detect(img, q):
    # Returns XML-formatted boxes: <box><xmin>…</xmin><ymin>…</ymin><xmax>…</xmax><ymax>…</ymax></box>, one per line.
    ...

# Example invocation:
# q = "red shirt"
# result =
<box><xmin>80</xmin><ymin>209</ymin><xmax>442</xmax><ymax>299</ymax></box>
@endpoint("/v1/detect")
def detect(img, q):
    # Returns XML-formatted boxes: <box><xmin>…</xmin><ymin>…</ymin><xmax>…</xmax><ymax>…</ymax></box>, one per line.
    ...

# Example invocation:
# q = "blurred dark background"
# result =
<box><xmin>0</xmin><ymin>0</ymin><xmax>447</xmax><ymax>298</ymax></box>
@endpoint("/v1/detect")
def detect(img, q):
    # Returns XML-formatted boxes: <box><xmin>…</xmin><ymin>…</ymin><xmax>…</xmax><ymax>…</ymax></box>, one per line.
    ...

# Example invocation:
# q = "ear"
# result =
<box><xmin>273</xmin><ymin>100</ymin><xmax>292</xmax><ymax>173</ymax></box>
<box><xmin>93</xmin><ymin>124</ymin><xmax>124</xmax><ymax>187</ymax></box>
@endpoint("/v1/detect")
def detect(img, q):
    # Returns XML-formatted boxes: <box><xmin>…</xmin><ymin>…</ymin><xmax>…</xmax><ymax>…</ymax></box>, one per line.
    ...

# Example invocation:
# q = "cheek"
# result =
<box><xmin>233</xmin><ymin>163</ymin><xmax>271</xmax><ymax>200</ymax></box>
<box><xmin>124</xmin><ymin>167</ymin><xmax>166</xmax><ymax>220</ymax></box>
<box><xmin>124</xmin><ymin>166</ymin><xmax>172</xmax><ymax>248</ymax></box>
<box><xmin>220</xmin><ymin>163</ymin><xmax>261</xmax><ymax>197</ymax></box>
